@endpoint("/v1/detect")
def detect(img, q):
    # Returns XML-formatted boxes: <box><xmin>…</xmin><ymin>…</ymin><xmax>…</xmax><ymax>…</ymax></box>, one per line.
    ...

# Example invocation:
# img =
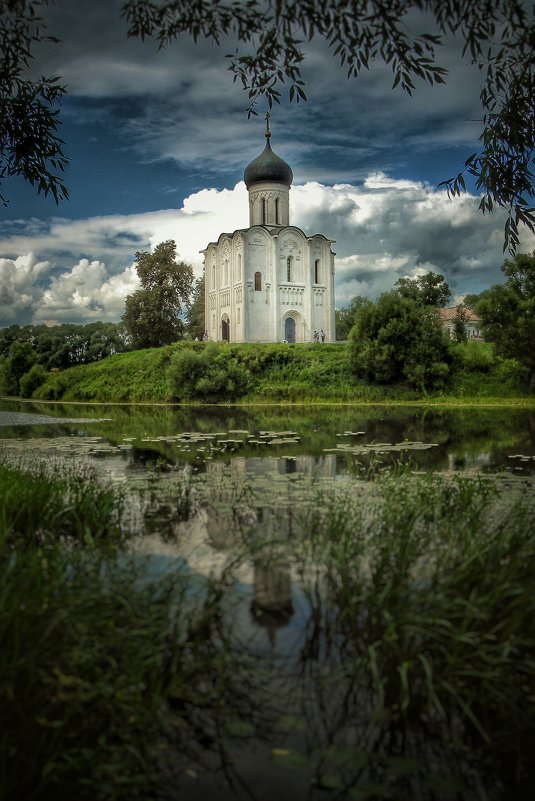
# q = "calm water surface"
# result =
<box><xmin>2</xmin><ymin>399</ymin><xmax>534</xmax><ymax>800</ymax></box>
<box><xmin>1</xmin><ymin>399</ymin><xmax>534</xmax><ymax>477</ymax></box>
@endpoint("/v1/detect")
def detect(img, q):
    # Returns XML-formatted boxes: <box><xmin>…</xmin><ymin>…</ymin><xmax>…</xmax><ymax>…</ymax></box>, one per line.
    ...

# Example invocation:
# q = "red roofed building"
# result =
<box><xmin>439</xmin><ymin>305</ymin><xmax>484</xmax><ymax>340</ymax></box>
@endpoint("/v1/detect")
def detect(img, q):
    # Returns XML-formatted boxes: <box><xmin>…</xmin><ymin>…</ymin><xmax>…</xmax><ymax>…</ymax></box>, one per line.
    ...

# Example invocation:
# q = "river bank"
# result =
<box><xmin>6</xmin><ymin>341</ymin><xmax>531</xmax><ymax>405</ymax></box>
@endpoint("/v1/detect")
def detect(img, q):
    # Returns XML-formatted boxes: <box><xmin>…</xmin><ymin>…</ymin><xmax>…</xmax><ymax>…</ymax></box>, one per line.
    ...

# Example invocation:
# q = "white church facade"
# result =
<box><xmin>202</xmin><ymin>118</ymin><xmax>336</xmax><ymax>343</ymax></box>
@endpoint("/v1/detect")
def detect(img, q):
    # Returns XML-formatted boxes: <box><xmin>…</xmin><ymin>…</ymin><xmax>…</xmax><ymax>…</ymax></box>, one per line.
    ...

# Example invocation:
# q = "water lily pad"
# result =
<box><xmin>271</xmin><ymin>748</ymin><xmax>308</xmax><ymax>768</ymax></box>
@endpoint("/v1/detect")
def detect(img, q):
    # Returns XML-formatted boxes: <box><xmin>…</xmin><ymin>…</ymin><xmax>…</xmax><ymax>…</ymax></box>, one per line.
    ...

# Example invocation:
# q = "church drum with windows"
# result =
<box><xmin>202</xmin><ymin>119</ymin><xmax>336</xmax><ymax>343</ymax></box>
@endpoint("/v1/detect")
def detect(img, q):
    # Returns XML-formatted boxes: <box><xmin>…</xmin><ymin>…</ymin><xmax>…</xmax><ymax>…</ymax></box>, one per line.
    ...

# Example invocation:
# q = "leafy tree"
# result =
<box><xmin>452</xmin><ymin>306</ymin><xmax>469</xmax><ymax>343</ymax></box>
<box><xmin>477</xmin><ymin>251</ymin><xmax>535</xmax><ymax>389</ymax></box>
<box><xmin>0</xmin><ymin>321</ymin><xmax>127</xmax><ymax>371</ymax></box>
<box><xmin>122</xmin><ymin>240</ymin><xmax>194</xmax><ymax>349</ymax></box>
<box><xmin>169</xmin><ymin>342</ymin><xmax>249</xmax><ymax>401</ymax></box>
<box><xmin>124</xmin><ymin>0</ymin><xmax>534</xmax><ymax>253</ymax></box>
<box><xmin>349</xmin><ymin>291</ymin><xmax>452</xmax><ymax>391</ymax></box>
<box><xmin>335</xmin><ymin>296</ymin><xmax>374</xmax><ymax>341</ymax></box>
<box><xmin>394</xmin><ymin>272</ymin><xmax>452</xmax><ymax>306</ymax></box>
<box><xmin>0</xmin><ymin>324</ymin><xmax>26</xmax><ymax>356</ymax></box>
<box><xmin>19</xmin><ymin>362</ymin><xmax>48</xmax><ymax>397</ymax></box>
<box><xmin>85</xmin><ymin>322</ymin><xmax>128</xmax><ymax>362</ymax></box>
<box><xmin>335</xmin><ymin>308</ymin><xmax>353</xmax><ymax>342</ymax></box>
<box><xmin>1</xmin><ymin>0</ymin><xmax>68</xmax><ymax>206</ymax></box>
<box><xmin>3</xmin><ymin>339</ymin><xmax>37</xmax><ymax>394</ymax></box>
<box><xmin>463</xmin><ymin>290</ymin><xmax>490</xmax><ymax>310</ymax></box>
<box><xmin>186</xmin><ymin>274</ymin><xmax>205</xmax><ymax>340</ymax></box>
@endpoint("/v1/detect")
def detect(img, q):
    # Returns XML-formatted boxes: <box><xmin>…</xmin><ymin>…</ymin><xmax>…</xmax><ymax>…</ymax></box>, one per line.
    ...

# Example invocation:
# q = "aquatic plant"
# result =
<box><xmin>281</xmin><ymin>473</ymin><xmax>535</xmax><ymax>798</ymax></box>
<box><xmin>0</xmin><ymin>457</ymin><xmax>125</xmax><ymax>549</ymax></box>
<box><xmin>0</xmin><ymin>548</ymin><xmax>274</xmax><ymax>801</ymax></box>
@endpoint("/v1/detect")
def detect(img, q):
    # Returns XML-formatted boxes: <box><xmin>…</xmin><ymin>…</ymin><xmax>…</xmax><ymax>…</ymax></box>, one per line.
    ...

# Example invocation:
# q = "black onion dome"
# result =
<box><xmin>244</xmin><ymin>138</ymin><xmax>293</xmax><ymax>188</ymax></box>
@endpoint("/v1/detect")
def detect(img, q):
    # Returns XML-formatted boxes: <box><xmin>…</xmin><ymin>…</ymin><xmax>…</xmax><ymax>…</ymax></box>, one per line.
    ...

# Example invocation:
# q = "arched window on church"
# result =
<box><xmin>314</xmin><ymin>259</ymin><xmax>320</xmax><ymax>284</ymax></box>
<box><xmin>261</xmin><ymin>198</ymin><xmax>266</xmax><ymax>224</ymax></box>
<box><xmin>275</xmin><ymin>198</ymin><xmax>280</xmax><ymax>225</ymax></box>
<box><xmin>211</xmin><ymin>264</ymin><xmax>215</xmax><ymax>288</ymax></box>
<box><xmin>287</xmin><ymin>256</ymin><xmax>293</xmax><ymax>282</ymax></box>
<box><xmin>237</xmin><ymin>253</ymin><xmax>242</xmax><ymax>280</ymax></box>
<box><xmin>254</xmin><ymin>271</ymin><xmax>262</xmax><ymax>291</ymax></box>
<box><xmin>224</xmin><ymin>260</ymin><xmax>229</xmax><ymax>285</ymax></box>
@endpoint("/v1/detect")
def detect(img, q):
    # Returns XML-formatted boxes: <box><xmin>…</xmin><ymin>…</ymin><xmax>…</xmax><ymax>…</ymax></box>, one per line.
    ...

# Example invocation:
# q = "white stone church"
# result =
<box><xmin>202</xmin><ymin>118</ymin><xmax>336</xmax><ymax>343</ymax></box>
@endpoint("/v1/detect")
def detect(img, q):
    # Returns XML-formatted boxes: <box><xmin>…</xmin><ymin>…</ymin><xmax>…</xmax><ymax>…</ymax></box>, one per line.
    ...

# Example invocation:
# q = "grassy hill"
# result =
<box><xmin>25</xmin><ymin>340</ymin><xmax>533</xmax><ymax>405</ymax></box>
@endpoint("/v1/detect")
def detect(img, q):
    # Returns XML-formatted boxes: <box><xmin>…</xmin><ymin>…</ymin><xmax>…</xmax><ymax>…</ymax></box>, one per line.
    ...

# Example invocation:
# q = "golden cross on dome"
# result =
<box><xmin>265</xmin><ymin>111</ymin><xmax>271</xmax><ymax>139</ymax></box>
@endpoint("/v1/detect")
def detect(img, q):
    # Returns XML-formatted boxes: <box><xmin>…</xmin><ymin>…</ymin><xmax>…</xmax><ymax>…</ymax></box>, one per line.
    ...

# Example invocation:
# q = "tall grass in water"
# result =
<box><xmin>0</xmin><ymin>458</ymin><xmax>124</xmax><ymax>549</ymax></box>
<box><xmin>0</xmin><ymin>550</ymin><xmax>265</xmax><ymax>801</ymax></box>
<box><xmin>2</xmin><ymin>454</ymin><xmax>534</xmax><ymax>800</ymax></box>
<box><xmin>287</xmin><ymin>473</ymin><xmax>535</xmax><ymax>798</ymax></box>
<box><xmin>0</xmin><ymin>459</ymin><xmax>273</xmax><ymax>801</ymax></box>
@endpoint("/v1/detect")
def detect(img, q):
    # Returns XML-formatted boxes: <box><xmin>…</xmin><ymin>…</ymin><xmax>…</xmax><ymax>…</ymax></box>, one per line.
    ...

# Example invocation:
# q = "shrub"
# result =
<box><xmin>169</xmin><ymin>343</ymin><xmax>250</xmax><ymax>401</ymax></box>
<box><xmin>452</xmin><ymin>340</ymin><xmax>494</xmax><ymax>372</ymax></box>
<box><xmin>19</xmin><ymin>364</ymin><xmax>49</xmax><ymax>398</ymax></box>
<box><xmin>494</xmin><ymin>356</ymin><xmax>530</xmax><ymax>387</ymax></box>
<box><xmin>349</xmin><ymin>292</ymin><xmax>453</xmax><ymax>391</ymax></box>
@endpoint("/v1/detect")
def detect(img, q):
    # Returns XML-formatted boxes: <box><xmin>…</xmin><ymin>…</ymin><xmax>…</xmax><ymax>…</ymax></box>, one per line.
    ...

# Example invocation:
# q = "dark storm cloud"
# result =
<box><xmin>33</xmin><ymin>0</ymin><xmax>486</xmax><ymax>189</ymax></box>
<box><xmin>1</xmin><ymin>2</ymin><xmax>533</xmax><ymax>325</ymax></box>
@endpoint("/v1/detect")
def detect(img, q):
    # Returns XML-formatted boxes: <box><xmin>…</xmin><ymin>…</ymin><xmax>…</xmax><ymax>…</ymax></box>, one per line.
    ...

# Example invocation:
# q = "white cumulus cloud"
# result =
<box><xmin>0</xmin><ymin>176</ymin><xmax>533</xmax><ymax>326</ymax></box>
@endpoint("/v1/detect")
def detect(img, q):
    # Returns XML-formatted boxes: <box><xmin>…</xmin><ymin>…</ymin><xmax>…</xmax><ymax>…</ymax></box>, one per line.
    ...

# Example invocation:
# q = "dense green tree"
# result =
<box><xmin>349</xmin><ymin>291</ymin><xmax>452</xmax><ymax>391</ymax></box>
<box><xmin>335</xmin><ymin>308</ymin><xmax>353</xmax><ymax>342</ymax></box>
<box><xmin>1</xmin><ymin>0</ymin><xmax>68</xmax><ymax>206</ymax></box>
<box><xmin>394</xmin><ymin>272</ymin><xmax>452</xmax><ymax>307</ymax></box>
<box><xmin>3</xmin><ymin>339</ymin><xmax>37</xmax><ymax>394</ymax></box>
<box><xmin>0</xmin><ymin>324</ymin><xmax>27</xmax><ymax>356</ymax></box>
<box><xmin>452</xmin><ymin>306</ymin><xmax>469</xmax><ymax>343</ymax></box>
<box><xmin>122</xmin><ymin>240</ymin><xmax>194</xmax><ymax>349</ymax></box>
<box><xmin>463</xmin><ymin>290</ymin><xmax>490</xmax><ymax>310</ymax></box>
<box><xmin>186</xmin><ymin>274</ymin><xmax>205</xmax><ymax>340</ymax></box>
<box><xmin>0</xmin><ymin>321</ymin><xmax>127</xmax><ymax>371</ymax></box>
<box><xmin>19</xmin><ymin>362</ymin><xmax>48</xmax><ymax>397</ymax></box>
<box><xmin>124</xmin><ymin>0</ymin><xmax>534</xmax><ymax>253</ymax></box>
<box><xmin>85</xmin><ymin>322</ymin><xmax>128</xmax><ymax>362</ymax></box>
<box><xmin>335</xmin><ymin>297</ymin><xmax>374</xmax><ymax>341</ymax></box>
<box><xmin>477</xmin><ymin>251</ymin><xmax>535</xmax><ymax>389</ymax></box>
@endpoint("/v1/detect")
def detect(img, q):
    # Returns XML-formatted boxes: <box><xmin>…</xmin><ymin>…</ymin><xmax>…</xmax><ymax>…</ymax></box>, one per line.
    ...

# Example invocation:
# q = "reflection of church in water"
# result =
<box><xmin>204</xmin><ymin>453</ymin><xmax>337</xmax><ymax>642</ymax></box>
<box><xmin>203</xmin><ymin>115</ymin><xmax>336</xmax><ymax>343</ymax></box>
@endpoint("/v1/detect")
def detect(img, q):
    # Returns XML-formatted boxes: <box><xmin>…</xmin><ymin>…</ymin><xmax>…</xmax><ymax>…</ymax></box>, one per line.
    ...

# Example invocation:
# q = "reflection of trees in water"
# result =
<box><xmin>16</xmin><ymin>400</ymin><xmax>533</xmax><ymax>476</ymax></box>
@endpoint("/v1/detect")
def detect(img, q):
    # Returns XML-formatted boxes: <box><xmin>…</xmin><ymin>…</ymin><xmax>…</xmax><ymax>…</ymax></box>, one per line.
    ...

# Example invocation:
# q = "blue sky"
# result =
<box><xmin>1</xmin><ymin>0</ymin><xmax>533</xmax><ymax>327</ymax></box>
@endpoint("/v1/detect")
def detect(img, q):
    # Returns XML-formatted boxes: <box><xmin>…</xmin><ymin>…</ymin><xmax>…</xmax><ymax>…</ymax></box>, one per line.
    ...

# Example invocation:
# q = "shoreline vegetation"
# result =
<box><xmin>2</xmin><ymin>456</ymin><xmax>534</xmax><ymax>800</ymax></box>
<box><xmin>1</xmin><ymin>340</ymin><xmax>532</xmax><ymax>407</ymax></box>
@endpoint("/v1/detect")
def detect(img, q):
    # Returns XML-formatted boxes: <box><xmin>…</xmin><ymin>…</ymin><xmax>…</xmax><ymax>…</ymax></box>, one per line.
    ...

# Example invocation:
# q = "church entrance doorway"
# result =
<box><xmin>284</xmin><ymin>317</ymin><xmax>296</xmax><ymax>343</ymax></box>
<box><xmin>221</xmin><ymin>316</ymin><xmax>230</xmax><ymax>342</ymax></box>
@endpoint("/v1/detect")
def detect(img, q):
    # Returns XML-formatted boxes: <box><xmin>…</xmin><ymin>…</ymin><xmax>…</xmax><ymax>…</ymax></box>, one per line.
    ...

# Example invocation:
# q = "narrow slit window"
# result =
<box><xmin>287</xmin><ymin>256</ymin><xmax>293</xmax><ymax>282</ymax></box>
<box><xmin>254</xmin><ymin>271</ymin><xmax>262</xmax><ymax>291</ymax></box>
<box><xmin>314</xmin><ymin>259</ymin><xmax>320</xmax><ymax>284</ymax></box>
<box><xmin>275</xmin><ymin>198</ymin><xmax>280</xmax><ymax>224</ymax></box>
<box><xmin>261</xmin><ymin>198</ymin><xmax>266</xmax><ymax>224</ymax></box>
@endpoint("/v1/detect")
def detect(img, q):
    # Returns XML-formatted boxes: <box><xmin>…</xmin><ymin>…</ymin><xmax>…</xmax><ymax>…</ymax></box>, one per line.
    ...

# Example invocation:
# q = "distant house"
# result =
<box><xmin>439</xmin><ymin>305</ymin><xmax>484</xmax><ymax>340</ymax></box>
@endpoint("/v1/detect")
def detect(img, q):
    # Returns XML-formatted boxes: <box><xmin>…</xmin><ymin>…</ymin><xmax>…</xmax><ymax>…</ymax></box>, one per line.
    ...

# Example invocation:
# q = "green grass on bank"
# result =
<box><xmin>19</xmin><ymin>340</ymin><xmax>534</xmax><ymax>405</ymax></box>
